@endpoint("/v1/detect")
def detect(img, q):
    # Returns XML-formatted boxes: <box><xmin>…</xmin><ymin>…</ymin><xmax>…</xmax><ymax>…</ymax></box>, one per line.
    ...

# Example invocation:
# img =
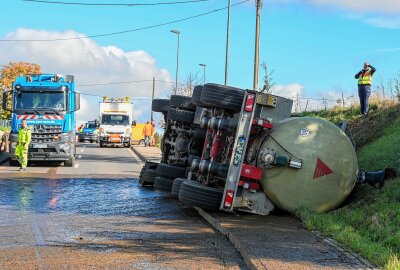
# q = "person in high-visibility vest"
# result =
<box><xmin>355</xmin><ymin>62</ymin><xmax>376</xmax><ymax>115</ymax></box>
<box><xmin>16</xmin><ymin>119</ymin><xmax>32</xmax><ymax>171</ymax></box>
<box><xmin>142</xmin><ymin>121</ymin><xmax>152</xmax><ymax>147</ymax></box>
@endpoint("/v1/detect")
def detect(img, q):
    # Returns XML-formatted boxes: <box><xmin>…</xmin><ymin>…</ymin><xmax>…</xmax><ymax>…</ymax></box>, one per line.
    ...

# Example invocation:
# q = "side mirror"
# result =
<box><xmin>74</xmin><ymin>92</ymin><xmax>80</xmax><ymax>111</ymax></box>
<box><xmin>132</xmin><ymin>121</ymin><xmax>136</xmax><ymax>126</ymax></box>
<box><xmin>2</xmin><ymin>91</ymin><xmax>8</xmax><ymax>111</ymax></box>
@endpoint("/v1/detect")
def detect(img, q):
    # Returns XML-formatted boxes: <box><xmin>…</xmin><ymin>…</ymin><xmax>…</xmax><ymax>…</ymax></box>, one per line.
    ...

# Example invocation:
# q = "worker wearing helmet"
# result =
<box><xmin>15</xmin><ymin>119</ymin><xmax>31</xmax><ymax>171</ymax></box>
<box><xmin>355</xmin><ymin>62</ymin><xmax>376</xmax><ymax>115</ymax></box>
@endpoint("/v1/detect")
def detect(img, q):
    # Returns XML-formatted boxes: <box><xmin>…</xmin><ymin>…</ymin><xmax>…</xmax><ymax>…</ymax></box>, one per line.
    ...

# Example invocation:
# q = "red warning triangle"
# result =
<box><xmin>313</xmin><ymin>158</ymin><xmax>333</xmax><ymax>179</ymax></box>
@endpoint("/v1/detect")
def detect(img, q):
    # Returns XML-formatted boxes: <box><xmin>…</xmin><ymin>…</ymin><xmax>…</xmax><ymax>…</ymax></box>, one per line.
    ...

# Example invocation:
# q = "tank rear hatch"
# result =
<box><xmin>260</xmin><ymin>117</ymin><xmax>358</xmax><ymax>213</ymax></box>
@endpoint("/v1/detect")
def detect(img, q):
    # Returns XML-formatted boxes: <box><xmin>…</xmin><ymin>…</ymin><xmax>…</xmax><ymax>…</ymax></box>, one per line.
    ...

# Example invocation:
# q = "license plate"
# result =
<box><xmin>233</xmin><ymin>137</ymin><xmax>246</xmax><ymax>166</ymax></box>
<box><xmin>84</xmin><ymin>137</ymin><xmax>90</xmax><ymax>140</ymax></box>
<box><xmin>32</xmin><ymin>144</ymin><xmax>47</xmax><ymax>149</ymax></box>
<box><xmin>110</xmin><ymin>138</ymin><xmax>121</xmax><ymax>142</ymax></box>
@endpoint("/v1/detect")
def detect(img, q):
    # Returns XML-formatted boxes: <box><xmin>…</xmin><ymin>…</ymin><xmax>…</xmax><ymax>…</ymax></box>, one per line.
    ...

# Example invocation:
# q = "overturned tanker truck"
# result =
<box><xmin>144</xmin><ymin>83</ymin><xmax>359</xmax><ymax>215</ymax></box>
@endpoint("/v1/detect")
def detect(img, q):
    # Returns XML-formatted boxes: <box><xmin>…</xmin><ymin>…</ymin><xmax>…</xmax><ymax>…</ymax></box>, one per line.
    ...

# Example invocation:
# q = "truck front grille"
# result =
<box><xmin>31</xmin><ymin>125</ymin><xmax>62</xmax><ymax>143</ymax></box>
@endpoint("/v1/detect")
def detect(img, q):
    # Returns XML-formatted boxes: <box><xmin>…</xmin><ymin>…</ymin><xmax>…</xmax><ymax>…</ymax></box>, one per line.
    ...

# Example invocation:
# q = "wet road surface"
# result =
<box><xmin>0</xmin><ymin>177</ymin><xmax>246</xmax><ymax>269</ymax></box>
<box><xmin>0</xmin><ymin>143</ymin><xmax>143</xmax><ymax>178</ymax></box>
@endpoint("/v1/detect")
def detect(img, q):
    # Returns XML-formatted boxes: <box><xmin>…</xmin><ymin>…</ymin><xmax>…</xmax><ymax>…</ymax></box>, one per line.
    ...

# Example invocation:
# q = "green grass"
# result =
<box><xmin>297</xmin><ymin>104</ymin><xmax>400</xmax><ymax>269</ymax></box>
<box><xmin>0</xmin><ymin>126</ymin><xmax>10</xmax><ymax>133</ymax></box>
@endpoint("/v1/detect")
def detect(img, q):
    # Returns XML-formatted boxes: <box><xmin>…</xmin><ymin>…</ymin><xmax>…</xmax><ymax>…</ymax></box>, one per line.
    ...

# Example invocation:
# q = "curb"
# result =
<box><xmin>194</xmin><ymin>207</ymin><xmax>263</xmax><ymax>270</ymax></box>
<box><xmin>311</xmin><ymin>230</ymin><xmax>378</xmax><ymax>270</ymax></box>
<box><xmin>130</xmin><ymin>146</ymin><xmax>147</xmax><ymax>163</ymax></box>
<box><xmin>195</xmin><ymin>207</ymin><xmax>377</xmax><ymax>270</ymax></box>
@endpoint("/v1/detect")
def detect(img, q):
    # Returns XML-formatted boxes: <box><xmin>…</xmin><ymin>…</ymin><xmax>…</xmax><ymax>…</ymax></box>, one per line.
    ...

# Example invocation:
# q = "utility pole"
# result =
<box><xmin>253</xmin><ymin>0</ymin><xmax>263</xmax><ymax>91</ymax></box>
<box><xmin>341</xmin><ymin>92</ymin><xmax>345</xmax><ymax>107</ymax></box>
<box><xmin>225</xmin><ymin>0</ymin><xmax>231</xmax><ymax>86</ymax></box>
<box><xmin>171</xmin><ymin>30</ymin><xmax>181</xmax><ymax>94</ymax></box>
<box><xmin>151</xmin><ymin>77</ymin><xmax>155</xmax><ymax>121</ymax></box>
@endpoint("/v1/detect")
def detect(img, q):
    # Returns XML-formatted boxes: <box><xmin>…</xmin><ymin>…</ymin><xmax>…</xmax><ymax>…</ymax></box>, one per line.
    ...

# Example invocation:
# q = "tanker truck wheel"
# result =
<box><xmin>171</xmin><ymin>178</ymin><xmax>186</xmax><ymax>197</ymax></box>
<box><xmin>139</xmin><ymin>168</ymin><xmax>157</xmax><ymax>186</ymax></box>
<box><xmin>156</xmin><ymin>163</ymin><xmax>186</xmax><ymax>179</ymax></box>
<box><xmin>170</xmin><ymin>95</ymin><xmax>196</xmax><ymax>111</ymax></box>
<box><xmin>167</xmin><ymin>108</ymin><xmax>195</xmax><ymax>124</ymax></box>
<box><xmin>152</xmin><ymin>99</ymin><xmax>170</xmax><ymax>113</ymax></box>
<box><xmin>200</xmin><ymin>83</ymin><xmax>245</xmax><ymax>113</ymax></box>
<box><xmin>191</xmin><ymin>85</ymin><xmax>204</xmax><ymax>107</ymax></box>
<box><xmin>154</xmin><ymin>176</ymin><xmax>174</xmax><ymax>191</ymax></box>
<box><xmin>178</xmin><ymin>180</ymin><xmax>223</xmax><ymax>211</ymax></box>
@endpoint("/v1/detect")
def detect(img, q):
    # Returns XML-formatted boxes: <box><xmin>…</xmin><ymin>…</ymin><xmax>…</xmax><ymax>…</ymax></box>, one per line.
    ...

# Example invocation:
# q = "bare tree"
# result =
<box><xmin>171</xmin><ymin>71</ymin><xmax>202</xmax><ymax>97</ymax></box>
<box><xmin>260</xmin><ymin>61</ymin><xmax>275</xmax><ymax>94</ymax></box>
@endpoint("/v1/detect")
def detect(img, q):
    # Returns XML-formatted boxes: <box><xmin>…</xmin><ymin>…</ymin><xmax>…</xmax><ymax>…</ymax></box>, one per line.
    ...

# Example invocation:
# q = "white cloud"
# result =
<box><xmin>268</xmin><ymin>0</ymin><xmax>400</xmax><ymax>28</ymax></box>
<box><xmin>0</xmin><ymin>28</ymin><xmax>173</xmax><ymax>125</ymax></box>
<box><xmin>272</xmin><ymin>83</ymin><xmax>304</xmax><ymax>98</ymax></box>
<box><xmin>307</xmin><ymin>0</ymin><xmax>400</xmax><ymax>15</ymax></box>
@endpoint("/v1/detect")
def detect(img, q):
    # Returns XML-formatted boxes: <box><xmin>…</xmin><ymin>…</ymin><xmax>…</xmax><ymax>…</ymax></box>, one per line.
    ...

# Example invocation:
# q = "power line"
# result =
<box><xmin>77</xmin><ymin>79</ymin><xmax>185</xmax><ymax>87</ymax></box>
<box><xmin>80</xmin><ymin>92</ymin><xmax>151</xmax><ymax>100</ymax></box>
<box><xmin>1</xmin><ymin>0</ymin><xmax>250</xmax><ymax>42</ymax></box>
<box><xmin>22</xmin><ymin>0</ymin><xmax>209</xmax><ymax>6</ymax></box>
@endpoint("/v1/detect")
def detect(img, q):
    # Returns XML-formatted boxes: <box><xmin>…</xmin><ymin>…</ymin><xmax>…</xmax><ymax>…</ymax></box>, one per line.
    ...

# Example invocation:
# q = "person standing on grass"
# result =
<box><xmin>142</xmin><ymin>121</ymin><xmax>152</xmax><ymax>147</ymax></box>
<box><xmin>355</xmin><ymin>62</ymin><xmax>376</xmax><ymax>115</ymax></box>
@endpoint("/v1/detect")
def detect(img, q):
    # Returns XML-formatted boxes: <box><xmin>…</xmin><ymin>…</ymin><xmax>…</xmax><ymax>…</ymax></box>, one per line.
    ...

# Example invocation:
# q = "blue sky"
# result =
<box><xmin>1</xmin><ymin>0</ymin><xmax>399</xmax><ymax>123</ymax></box>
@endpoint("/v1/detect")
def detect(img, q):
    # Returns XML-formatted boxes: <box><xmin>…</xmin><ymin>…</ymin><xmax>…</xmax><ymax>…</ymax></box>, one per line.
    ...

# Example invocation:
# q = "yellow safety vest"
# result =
<box><xmin>18</xmin><ymin>127</ymin><xmax>32</xmax><ymax>146</ymax></box>
<box><xmin>358</xmin><ymin>68</ymin><xmax>373</xmax><ymax>85</ymax></box>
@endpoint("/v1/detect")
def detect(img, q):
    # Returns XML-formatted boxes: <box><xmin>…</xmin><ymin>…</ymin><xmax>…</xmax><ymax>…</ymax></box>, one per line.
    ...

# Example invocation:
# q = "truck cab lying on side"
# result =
<box><xmin>3</xmin><ymin>74</ymin><xmax>80</xmax><ymax>167</ymax></box>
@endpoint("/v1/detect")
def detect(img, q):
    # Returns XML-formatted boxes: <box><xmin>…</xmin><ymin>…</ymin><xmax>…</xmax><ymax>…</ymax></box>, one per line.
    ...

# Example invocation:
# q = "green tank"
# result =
<box><xmin>259</xmin><ymin>117</ymin><xmax>358</xmax><ymax>213</ymax></box>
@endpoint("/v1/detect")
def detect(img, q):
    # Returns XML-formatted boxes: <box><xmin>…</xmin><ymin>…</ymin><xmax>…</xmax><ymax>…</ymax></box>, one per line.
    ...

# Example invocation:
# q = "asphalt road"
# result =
<box><xmin>0</xmin><ymin>143</ymin><xmax>144</xmax><ymax>178</ymax></box>
<box><xmin>0</xmin><ymin>144</ymin><xmax>246</xmax><ymax>269</ymax></box>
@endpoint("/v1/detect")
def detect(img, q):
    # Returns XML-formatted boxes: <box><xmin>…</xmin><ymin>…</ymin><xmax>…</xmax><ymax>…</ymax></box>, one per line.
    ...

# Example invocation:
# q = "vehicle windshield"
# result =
<box><xmin>14</xmin><ymin>90</ymin><xmax>66</xmax><ymax>111</ymax></box>
<box><xmin>84</xmin><ymin>123</ymin><xmax>97</xmax><ymax>129</ymax></box>
<box><xmin>101</xmin><ymin>115</ymin><xmax>129</xmax><ymax>125</ymax></box>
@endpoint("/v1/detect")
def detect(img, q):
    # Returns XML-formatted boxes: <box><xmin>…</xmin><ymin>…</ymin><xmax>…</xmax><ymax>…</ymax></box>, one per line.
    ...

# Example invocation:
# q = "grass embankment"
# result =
<box><xmin>0</xmin><ymin>126</ymin><xmax>10</xmax><ymax>133</ymax></box>
<box><xmin>297</xmin><ymin>103</ymin><xmax>400</xmax><ymax>270</ymax></box>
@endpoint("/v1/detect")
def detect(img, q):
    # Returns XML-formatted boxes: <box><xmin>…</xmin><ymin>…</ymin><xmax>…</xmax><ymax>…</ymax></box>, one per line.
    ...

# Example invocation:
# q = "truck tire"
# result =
<box><xmin>125</xmin><ymin>139</ymin><xmax>132</xmax><ymax>148</ymax></box>
<box><xmin>170</xmin><ymin>95</ymin><xmax>196</xmax><ymax>111</ymax></box>
<box><xmin>64</xmin><ymin>156</ymin><xmax>75</xmax><ymax>167</ymax></box>
<box><xmin>178</xmin><ymin>180</ymin><xmax>223</xmax><ymax>211</ymax></box>
<box><xmin>152</xmin><ymin>99</ymin><xmax>170</xmax><ymax>113</ymax></box>
<box><xmin>154</xmin><ymin>176</ymin><xmax>174</xmax><ymax>191</ymax></box>
<box><xmin>156</xmin><ymin>163</ymin><xmax>186</xmax><ymax>179</ymax></box>
<box><xmin>193</xmin><ymin>127</ymin><xmax>206</xmax><ymax>141</ymax></box>
<box><xmin>167</xmin><ymin>108</ymin><xmax>195</xmax><ymax>124</ymax></box>
<box><xmin>200</xmin><ymin>83</ymin><xmax>245</xmax><ymax>113</ymax></box>
<box><xmin>191</xmin><ymin>85</ymin><xmax>205</xmax><ymax>107</ymax></box>
<box><xmin>171</xmin><ymin>178</ymin><xmax>186</xmax><ymax>197</ymax></box>
<box><xmin>139</xmin><ymin>168</ymin><xmax>157</xmax><ymax>186</ymax></box>
<box><xmin>9</xmin><ymin>159</ymin><xmax>19</xmax><ymax>167</ymax></box>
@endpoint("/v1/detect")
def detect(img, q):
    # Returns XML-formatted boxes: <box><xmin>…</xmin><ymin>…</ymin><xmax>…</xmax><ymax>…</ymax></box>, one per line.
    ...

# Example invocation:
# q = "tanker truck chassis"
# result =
<box><xmin>178</xmin><ymin>84</ymin><xmax>358</xmax><ymax>215</ymax></box>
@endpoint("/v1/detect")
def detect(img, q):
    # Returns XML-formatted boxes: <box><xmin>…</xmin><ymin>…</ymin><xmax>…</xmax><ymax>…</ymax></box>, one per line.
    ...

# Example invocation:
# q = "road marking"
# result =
<box><xmin>74</xmin><ymin>164</ymin><xmax>79</xmax><ymax>168</ymax></box>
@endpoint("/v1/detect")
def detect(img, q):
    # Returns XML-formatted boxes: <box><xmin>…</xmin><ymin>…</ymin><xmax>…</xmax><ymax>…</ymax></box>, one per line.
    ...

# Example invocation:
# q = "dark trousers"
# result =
<box><xmin>358</xmin><ymin>84</ymin><xmax>371</xmax><ymax>114</ymax></box>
